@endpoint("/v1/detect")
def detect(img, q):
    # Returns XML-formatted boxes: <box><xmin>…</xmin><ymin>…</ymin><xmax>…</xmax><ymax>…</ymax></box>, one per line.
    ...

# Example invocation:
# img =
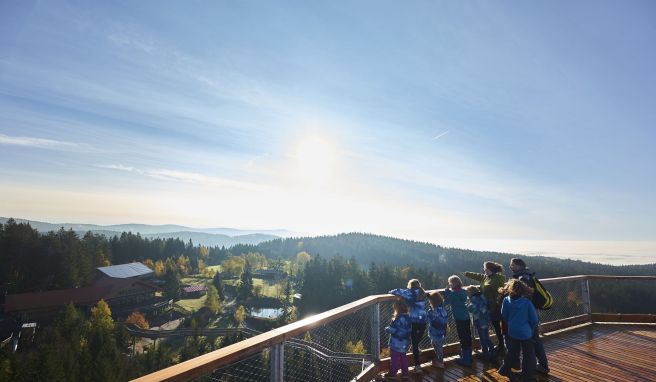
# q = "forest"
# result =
<box><xmin>0</xmin><ymin>219</ymin><xmax>654</xmax><ymax>381</ymax></box>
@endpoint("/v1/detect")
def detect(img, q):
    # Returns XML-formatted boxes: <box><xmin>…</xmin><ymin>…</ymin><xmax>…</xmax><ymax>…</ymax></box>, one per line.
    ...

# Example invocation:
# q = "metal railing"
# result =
<box><xmin>131</xmin><ymin>275</ymin><xmax>656</xmax><ymax>382</ymax></box>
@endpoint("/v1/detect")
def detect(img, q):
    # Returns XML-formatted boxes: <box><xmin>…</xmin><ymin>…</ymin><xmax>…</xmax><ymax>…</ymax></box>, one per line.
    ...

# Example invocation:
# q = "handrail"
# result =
<box><xmin>126</xmin><ymin>325</ymin><xmax>369</xmax><ymax>361</ymax></box>
<box><xmin>540</xmin><ymin>275</ymin><xmax>656</xmax><ymax>284</ymax></box>
<box><xmin>1</xmin><ymin>334</ymin><xmax>12</xmax><ymax>348</ymax></box>
<box><xmin>131</xmin><ymin>275</ymin><xmax>656</xmax><ymax>382</ymax></box>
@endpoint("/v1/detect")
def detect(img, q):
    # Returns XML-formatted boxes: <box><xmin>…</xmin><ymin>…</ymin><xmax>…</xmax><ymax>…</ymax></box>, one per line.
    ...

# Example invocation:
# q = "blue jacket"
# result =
<box><xmin>467</xmin><ymin>293</ymin><xmax>490</xmax><ymax>328</ymax></box>
<box><xmin>443</xmin><ymin>287</ymin><xmax>470</xmax><ymax>321</ymax></box>
<box><xmin>389</xmin><ymin>287</ymin><xmax>427</xmax><ymax>324</ymax></box>
<box><xmin>427</xmin><ymin>305</ymin><xmax>448</xmax><ymax>342</ymax></box>
<box><xmin>385</xmin><ymin>313</ymin><xmax>412</xmax><ymax>353</ymax></box>
<box><xmin>501</xmin><ymin>296</ymin><xmax>538</xmax><ymax>340</ymax></box>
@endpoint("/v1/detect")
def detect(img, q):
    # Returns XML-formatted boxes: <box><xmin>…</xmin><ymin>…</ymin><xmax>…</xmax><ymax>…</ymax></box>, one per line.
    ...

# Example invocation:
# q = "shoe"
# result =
<box><xmin>401</xmin><ymin>373</ymin><xmax>410</xmax><ymax>380</ymax></box>
<box><xmin>381</xmin><ymin>372</ymin><xmax>398</xmax><ymax>380</ymax></box>
<box><xmin>536</xmin><ymin>364</ymin><xmax>550</xmax><ymax>374</ymax></box>
<box><xmin>498</xmin><ymin>367</ymin><xmax>512</xmax><ymax>378</ymax></box>
<box><xmin>510</xmin><ymin>367</ymin><xmax>522</xmax><ymax>373</ymax></box>
<box><xmin>432</xmin><ymin>360</ymin><xmax>445</xmax><ymax>369</ymax></box>
<box><xmin>413</xmin><ymin>364</ymin><xmax>423</xmax><ymax>373</ymax></box>
<box><xmin>455</xmin><ymin>347</ymin><xmax>472</xmax><ymax>367</ymax></box>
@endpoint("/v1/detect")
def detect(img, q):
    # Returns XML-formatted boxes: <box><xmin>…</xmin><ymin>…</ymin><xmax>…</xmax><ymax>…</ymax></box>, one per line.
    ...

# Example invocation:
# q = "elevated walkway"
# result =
<box><xmin>379</xmin><ymin>323</ymin><xmax>656</xmax><ymax>381</ymax></box>
<box><xmin>131</xmin><ymin>275</ymin><xmax>656</xmax><ymax>382</ymax></box>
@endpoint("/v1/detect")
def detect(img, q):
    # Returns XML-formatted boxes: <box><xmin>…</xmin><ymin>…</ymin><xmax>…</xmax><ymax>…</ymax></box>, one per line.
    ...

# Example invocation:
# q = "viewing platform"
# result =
<box><xmin>131</xmin><ymin>275</ymin><xmax>656</xmax><ymax>382</ymax></box>
<box><xmin>396</xmin><ymin>322</ymin><xmax>656</xmax><ymax>381</ymax></box>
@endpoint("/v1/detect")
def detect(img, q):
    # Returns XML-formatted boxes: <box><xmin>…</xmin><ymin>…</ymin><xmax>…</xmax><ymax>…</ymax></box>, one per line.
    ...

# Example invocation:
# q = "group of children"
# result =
<box><xmin>382</xmin><ymin>259</ymin><xmax>543</xmax><ymax>381</ymax></box>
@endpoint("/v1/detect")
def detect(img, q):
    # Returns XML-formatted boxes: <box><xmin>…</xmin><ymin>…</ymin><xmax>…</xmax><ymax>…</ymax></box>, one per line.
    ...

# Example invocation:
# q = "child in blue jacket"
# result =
<box><xmin>466</xmin><ymin>285</ymin><xmax>494</xmax><ymax>360</ymax></box>
<box><xmin>384</xmin><ymin>299</ymin><xmax>412</xmax><ymax>379</ymax></box>
<box><xmin>427</xmin><ymin>292</ymin><xmax>448</xmax><ymax>368</ymax></box>
<box><xmin>443</xmin><ymin>275</ymin><xmax>472</xmax><ymax>366</ymax></box>
<box><xmin>389</xmin><ymin>279</ymin><xmax>427</xmax><ymax>372</ymax></box>
<box><xmin>498</xmin><ymin>279</ymin><xmax>539</xmax><ymax>381</ymax></box>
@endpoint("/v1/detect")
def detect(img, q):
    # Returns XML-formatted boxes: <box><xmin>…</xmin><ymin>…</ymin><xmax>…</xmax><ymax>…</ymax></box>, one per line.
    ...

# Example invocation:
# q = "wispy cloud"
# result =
<box><xmin>146</xmin><ymin>169</ymin><xmax>259</xmax><ymax>190</ymax></box>
<box><xmin>97</xmin><ymin>164</ymin><xmax>260</xmax><ymax>191</ymax></box>
<box><xmin>431</xmin><ymin>130</ymin><xmax>449</xmax><ymax>140</ymax></box>
<box><xmin>97</xmin><ymin>164</ymin><xmax>136</xmax><ymax>172</ymax></box>
<box><xmin>0</xmin><ymin>133</ymin><xmax>80</xmax><ymax>150</ymax></box>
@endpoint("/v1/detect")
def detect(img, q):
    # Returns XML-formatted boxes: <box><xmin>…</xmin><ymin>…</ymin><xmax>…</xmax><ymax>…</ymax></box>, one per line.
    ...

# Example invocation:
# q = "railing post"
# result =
<box><xmin>270</xmin><ymin>342</ymin><xmax>284</xmax><ymax>382</ymax></box>
<box><xmin>581</xmin><ymin>278</ymin><xmax>591</xmax><ymax>315</ymax></box>
<box><xmin>371</xmin><ymin>303</ymin><xmax>380</xmax><ymax>362</ymax></box>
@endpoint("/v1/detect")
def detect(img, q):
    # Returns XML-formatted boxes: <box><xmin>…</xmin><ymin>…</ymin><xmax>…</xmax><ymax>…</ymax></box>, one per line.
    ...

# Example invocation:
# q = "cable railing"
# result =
<box><xmin>131</xmin><ymin>275</ymin><xmax>656</xmax><ymax>382</ymax></box>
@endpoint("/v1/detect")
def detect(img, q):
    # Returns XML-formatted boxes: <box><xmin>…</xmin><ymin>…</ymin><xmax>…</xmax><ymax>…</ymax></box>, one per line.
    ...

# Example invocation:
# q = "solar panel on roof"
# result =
<box><xmin>96</xmin><ymin>262</ymin><xmax>154</xmax><ymax>278</ymax></box>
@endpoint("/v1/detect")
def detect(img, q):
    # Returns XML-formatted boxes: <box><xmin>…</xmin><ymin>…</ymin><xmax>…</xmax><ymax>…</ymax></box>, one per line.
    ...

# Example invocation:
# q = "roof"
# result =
<box><xmin>96</xmin><ymin>262</ymin><xmax>153</xmax><ymax>279</ymax></box>
<box><xmin>183</xmin><ymin>285</ymin><xmax>208</xmax><ymax>293</ymax></box>
<box><xmin>4</xmin><ymin>278</ymin><xmax>160</xmax><ymax>313</ymax></box>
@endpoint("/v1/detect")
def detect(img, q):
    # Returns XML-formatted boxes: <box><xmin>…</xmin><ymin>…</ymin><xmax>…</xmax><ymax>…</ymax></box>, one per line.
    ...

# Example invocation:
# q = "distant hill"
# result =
<box><xmin>141</xmin><ymin>231</ymin><xmax>279</xmax><ymax>247</ymax></box>
<box><xmin>0</xmin><ymin>217</ymin><xmax>288</xmax><ymax>247</ymax></box>
<box><xmin>251</xmin><ymin>232</ymin><xmax>656</xmax><ymax>278</ymax></box>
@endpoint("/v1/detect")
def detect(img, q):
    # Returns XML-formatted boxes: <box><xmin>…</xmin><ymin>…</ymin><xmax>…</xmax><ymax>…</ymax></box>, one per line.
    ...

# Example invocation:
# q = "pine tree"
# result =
<box><xmin>237</xmin><ymin>261</ymin><xmax>254</xmax><ymax>301</ymax></box>
<box><xmin>164</xmin><ymin>265</ymin><xmax>181</xmax><ymax>300</ymax></box>
<box><xmin>212</xmin><ymin>271</ymin><xmax>225</xmax><ymax>300</ymax></box>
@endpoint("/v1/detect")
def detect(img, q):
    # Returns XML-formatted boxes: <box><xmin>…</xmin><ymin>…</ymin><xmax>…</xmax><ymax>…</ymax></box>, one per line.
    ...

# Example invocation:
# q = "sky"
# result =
<box><xmin>1</xmin><ymin>0</ymin><xmax>655</xmax><ymax>245</ymax></box>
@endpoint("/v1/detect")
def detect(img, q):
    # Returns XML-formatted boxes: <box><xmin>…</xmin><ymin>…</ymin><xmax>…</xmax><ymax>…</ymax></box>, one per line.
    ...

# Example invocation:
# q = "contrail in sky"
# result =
<box><xmin>431</xmin><ymin>130</ymin><xmax>449</xmax><ymax>140</ymax></box>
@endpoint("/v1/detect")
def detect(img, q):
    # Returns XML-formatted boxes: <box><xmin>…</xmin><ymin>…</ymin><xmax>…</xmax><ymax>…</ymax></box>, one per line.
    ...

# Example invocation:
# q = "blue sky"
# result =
<box><xmin>1</xmin><ymin>0</ymin><xmax>655</xmax><ymax>242</ymax></box>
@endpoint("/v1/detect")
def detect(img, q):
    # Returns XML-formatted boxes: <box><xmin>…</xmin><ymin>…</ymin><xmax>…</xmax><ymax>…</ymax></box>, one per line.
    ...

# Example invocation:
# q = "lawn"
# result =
<box><xmin>205</xmin><ymin>265</ymin><xmax>221</xmax><ymax>273</ymax></box>
<box><xmin>223</xmin><ymin>278</ymin><xmax>282</xmax><ymax>299</ymax></box>
<box><xmin>174</xmin><ymin>294</ymin><xmax>207</xmax><ymax>314</ymax></box>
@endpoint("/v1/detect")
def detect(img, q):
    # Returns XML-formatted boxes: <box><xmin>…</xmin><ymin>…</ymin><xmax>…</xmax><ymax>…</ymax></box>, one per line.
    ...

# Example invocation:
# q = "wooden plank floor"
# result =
<box><xmin>376</xmin><ymin>324</ymin><xmax>656</xmax><ymax>382</ymax></box>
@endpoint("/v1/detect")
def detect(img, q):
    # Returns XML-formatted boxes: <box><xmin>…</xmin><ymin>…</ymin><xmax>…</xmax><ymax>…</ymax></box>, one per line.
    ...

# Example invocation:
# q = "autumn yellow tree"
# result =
<box><xmin>234</xmin><ymin>305</ymin><xmax>246</xmax><ymax>326</ymax></box>
<box><xmin>245</xmin><ymin>252</ymin><xmax>267</xmax><ymax>270</ymax></box>
<box><xmin>143</xmin><ymin>259</ymin><xmax>155</xmax><ymax>270</ymax></box>
<box><xmin>90</xmin><ymin>299</ymin><xmax>114</xmax><ymax>331</ymax></box>
<box><xmin>296</xmin><ymin>251</ymin><xmax>311</xmax><ymax>264</ymax></box>
<box><xmin>345</xmin><ymin>340</ymin><xmax>366</xmax><ymax>354</ymax></box>
<box><xmin>222</xmin><ymin>256</ymin><xmax>245</xmax><ymax>277</ymax></box>
<box><xmin>197</xmin><ymin>258</ymin><xmax>206</xmax><ymax>275</ymax></box>
<box><xmin>205</xmin><ymin>285</ymin><xmax>222</xmax><ymax>314</ymax></box>
<box><xmin>125</xmin><ymin>310</ymin><xmax>150</xmax><ymax>329</ymax></box>
<box><xmin>154</xmin><ymin>260</ymin><xmax>166</xmax><ymax>277</ymax></box>
<box><xmin>176</xmin><ymin>255</ymin><xmax>190</xmax><ymax>275</ymax></box>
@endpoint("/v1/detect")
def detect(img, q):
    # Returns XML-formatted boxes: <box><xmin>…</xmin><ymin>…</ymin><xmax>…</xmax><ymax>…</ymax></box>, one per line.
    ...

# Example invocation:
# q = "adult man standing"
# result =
<box><xmin>510</xmin><ymin>258</ymin><xmax>550</xmax><ymax>374</ymax></box>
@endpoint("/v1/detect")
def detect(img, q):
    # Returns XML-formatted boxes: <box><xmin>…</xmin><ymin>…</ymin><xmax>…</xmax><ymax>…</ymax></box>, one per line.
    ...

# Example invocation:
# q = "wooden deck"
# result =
<box><xmin>377</xmin><ymin>323</ymin><xmax>656</xmax><ymax>382</ymax></box>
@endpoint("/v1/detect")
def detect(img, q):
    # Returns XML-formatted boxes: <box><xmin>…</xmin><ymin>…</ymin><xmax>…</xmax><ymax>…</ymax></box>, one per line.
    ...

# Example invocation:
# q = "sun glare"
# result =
<box><xmin>294</xmin><ymin>135</ymin><xmax>336</xmax><ymax>185</ymax></box>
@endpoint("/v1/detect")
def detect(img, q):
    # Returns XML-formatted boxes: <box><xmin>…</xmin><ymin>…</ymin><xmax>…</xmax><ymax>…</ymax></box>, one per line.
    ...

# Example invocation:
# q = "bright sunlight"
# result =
<box><xmin>294</xmin><ymin>135</ymin><xmax>336</xmax><ymax>185</ymax></box>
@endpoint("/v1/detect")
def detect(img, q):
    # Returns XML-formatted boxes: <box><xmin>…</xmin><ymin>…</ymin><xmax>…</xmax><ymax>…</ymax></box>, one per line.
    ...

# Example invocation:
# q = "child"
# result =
<box><xmin>464</xmin><ymin>261</ymin><xmax>506</xmax><ymax>352</ymax></box>
<box><xmin>389</xmin><ymin>279</ymin><xmax>427</xmax><ymax>372</ymax></box>
<box><xmin>466</xmin><ymin>285</ymin><xmax>494</xmax><ymax>360</ymax></box>
<box><xmin>443</xmin><ymin>275</ymin><xmax>472</xmax><ymax>366</ymax></box>
<box><xmin>497</xmin><ymin>279</ymin><xmax>538</xmax><ymax>381</ymax></box>
<box><xmin>383</xmin><ymin>299</ymin><xmax>412</xmax><ymax>379</ymax></box>
<box><xmin>426</xmin><ymin>291</ymin><xmax>448</xmax><ymax>368</ymax></box>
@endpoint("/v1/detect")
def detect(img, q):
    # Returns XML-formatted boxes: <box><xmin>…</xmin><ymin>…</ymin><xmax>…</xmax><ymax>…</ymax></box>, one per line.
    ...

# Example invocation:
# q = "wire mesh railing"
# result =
<box><xmin>131</xmin><ymin>275</ymin><xmax>656</xmax><ymax>382</ymax></box>
<box><xmin>192</xmin><ymin>351</ymin><xmax>270</xmax><ymax>382</ymax></box>
<box><xmin>283</xmin><ymin>303</ymin><xmax>375</xmax><ymax>382</ymax></box>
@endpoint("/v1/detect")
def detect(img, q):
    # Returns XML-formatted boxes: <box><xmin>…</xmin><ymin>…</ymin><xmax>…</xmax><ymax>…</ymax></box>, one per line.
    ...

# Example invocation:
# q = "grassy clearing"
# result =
<box><xmin>174</xmin><ymin>294</ymin><xmax>207</xmax><ymax>314</ymax></box>
<box><xmin>223</xmin><ymin>278</ymin><xmax>283</xmax><ymax>299</ymax></box>
<box><xmin>180</xmin><ymin>277</ymin><xmax>206</xmax><ymax>285</ymax></box>
<box><xmin>205</xmin><ymin>265</ymin><xmax>221</xmax><ymax>273</ymax></box>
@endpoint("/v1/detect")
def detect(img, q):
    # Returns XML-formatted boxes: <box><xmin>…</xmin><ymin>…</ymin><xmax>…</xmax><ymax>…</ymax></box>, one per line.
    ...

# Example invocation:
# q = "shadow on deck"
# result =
<box><xmin>376</xmin><ymin>323</ymin><xmax>656</xmax><ymax>382</ymax></box>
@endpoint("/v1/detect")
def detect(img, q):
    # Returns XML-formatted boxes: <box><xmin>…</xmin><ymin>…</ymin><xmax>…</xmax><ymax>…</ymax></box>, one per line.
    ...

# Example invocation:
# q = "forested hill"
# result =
<box><xmin>248</xmin><ymin>233</ymin><xmax>655</xmax><ymax>278</ymax></box>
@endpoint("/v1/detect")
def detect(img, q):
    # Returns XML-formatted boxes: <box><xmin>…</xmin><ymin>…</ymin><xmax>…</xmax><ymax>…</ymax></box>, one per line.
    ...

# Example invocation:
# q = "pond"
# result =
<box><xmin>249</xmin><ymin>307</ymin><xmax>284</xmax><ymax>319</ymax></box>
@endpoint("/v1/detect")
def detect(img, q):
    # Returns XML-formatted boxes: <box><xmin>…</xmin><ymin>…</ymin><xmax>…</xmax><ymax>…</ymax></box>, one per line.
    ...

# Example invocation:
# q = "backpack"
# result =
<box><xmin>531</xmin><ymin>277</ymin><xmax>553</xmax><ymax>310</ymax></box>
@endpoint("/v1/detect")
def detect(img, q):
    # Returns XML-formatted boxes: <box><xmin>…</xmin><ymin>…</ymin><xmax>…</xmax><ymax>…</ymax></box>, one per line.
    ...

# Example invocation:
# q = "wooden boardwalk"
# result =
<box><xmin>378</xmin><ymin>324</ymin><xmax>656</xmax><ymax>382</ymax></box>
